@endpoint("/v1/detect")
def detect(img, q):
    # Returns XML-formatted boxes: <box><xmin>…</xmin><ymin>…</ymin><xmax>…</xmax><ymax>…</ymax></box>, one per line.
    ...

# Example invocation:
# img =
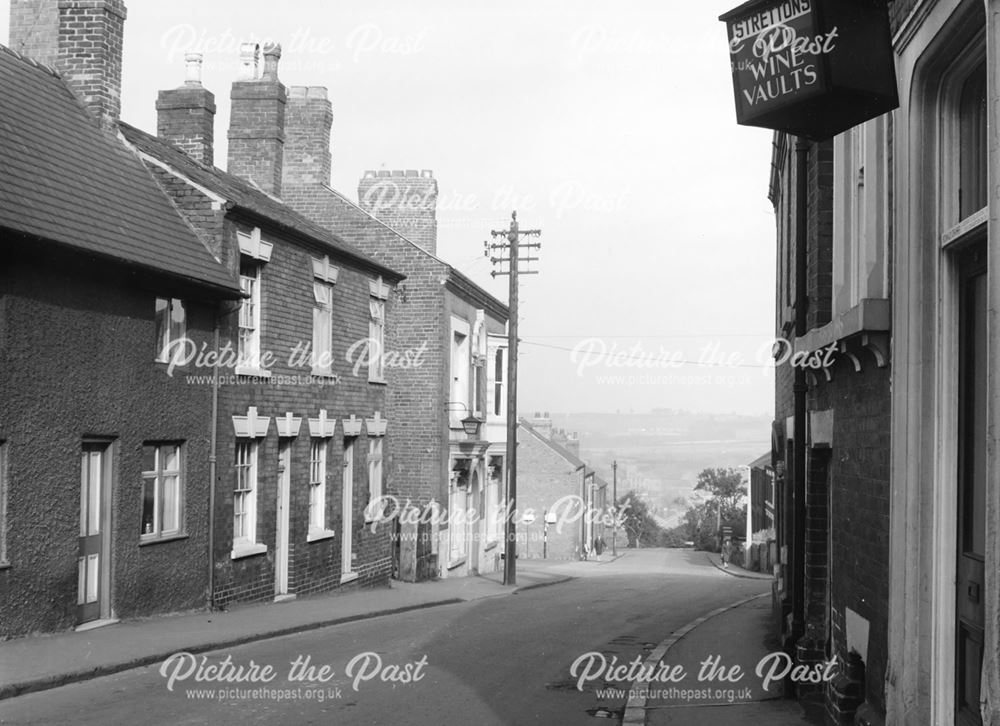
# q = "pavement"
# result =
<box><xmin>633</xmin><ymin>557</ymin><xmax>823</xmax><ymax>726</ymax></box>
<box><xmin>703</xmin><ymin>550</ymin><xmax>774</xmax><ymax>580</ymax></box>
<box><xmin>0</xmin><ymin>558</ymin><xmax>583</xmax><ymax>701</ymax></box>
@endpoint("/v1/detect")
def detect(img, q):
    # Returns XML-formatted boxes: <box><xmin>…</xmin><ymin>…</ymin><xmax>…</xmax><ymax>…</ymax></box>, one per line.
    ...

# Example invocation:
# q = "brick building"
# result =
<box><xmin>117</xmin><ymin>45</ymin><xmax>406</xmax><ymax>606</ymax></box>
<box><xmin>768</xmin><ymin>125</ymin><xmax>892</xmax><ymax>723</ymax></box>
<box><xmin>764</xmin><ymin>1</ymin><xmax>1000</xmax><ymax>724</ymax></box>
<box><xmin>277</xmin><ymin>85</ymin><xmax>510</xmax><ymax>580</ymax></box>
<box><xmin>516</xmin><ymin>419</ymin><xmax>609</xmax><ymax>560</ymax></box>
<box><xmin>0</xmin><ymin>2</ymin><xmax>243</xmax><ymax>636</ymax></box>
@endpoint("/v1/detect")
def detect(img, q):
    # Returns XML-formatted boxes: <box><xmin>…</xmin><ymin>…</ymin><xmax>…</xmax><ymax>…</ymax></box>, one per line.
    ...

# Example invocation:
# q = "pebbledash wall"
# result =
<box><xmin>0</xmin><ymin>249</ymin><xmax>222</xmax><ymax>637</ymax></box>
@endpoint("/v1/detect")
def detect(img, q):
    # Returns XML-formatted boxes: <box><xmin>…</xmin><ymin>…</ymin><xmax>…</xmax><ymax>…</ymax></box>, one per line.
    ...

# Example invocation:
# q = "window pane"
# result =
<box><xmin>169</xmin><ymin>299</ymin><xmax>186</xmax><ymax>344</ymax></box>
<box><xmin>88</xmin><ymin>451</ymin><xmax>101</xmax><ymax>535</ymax></box>
<box><xmin>142</xmin><ymin>476</ymin><xmax>156</xmax><ymax>535</ymax></box>
<box><xmin>142</xmin><ymin>445</ymin><xmax>156</xmax><ymax>473</ymax></box>
<box><xmin>154</xmin><ymin>298</ymin><xmax>169</xmax><ymax>359</ymax></box>
<box><xmin>960</xmin><ymin>63</ymin><xmax>988</xmax><ymax>219</ymax></box>
<box><xmin>163</xmin><ymin>445</ymin><xmax>180</xmax><ymax>472</ymax></box>
<box><xmin>161</xmin><ymin>475</ymin><xmax>179</xmax><ymax>533</ymax></box>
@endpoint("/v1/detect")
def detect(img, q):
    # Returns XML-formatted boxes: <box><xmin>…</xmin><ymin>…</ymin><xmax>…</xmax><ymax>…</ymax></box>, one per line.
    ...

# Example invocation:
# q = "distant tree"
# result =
<box><xmin>693</xmin><ymin>467</ymin><xmax>747</xmax><ymax>545</ymax></box>
<box><xmin>616</xmin><ymin>491</ymin><xmax>663</xmax><ymax>548</ymax></box>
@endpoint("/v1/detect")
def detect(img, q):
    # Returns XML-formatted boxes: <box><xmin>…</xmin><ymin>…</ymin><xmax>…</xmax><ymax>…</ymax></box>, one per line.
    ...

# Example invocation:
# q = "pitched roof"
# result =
<box><xmin>118</xmin><ymin>123</ymin><xmax>404</xmax><ymax>282</ymax></box>
<box><xmin>317</xmin><ymin>184</ymin><xmax>508</xmax><ymax>319</ymax></box>
<box><xmin>748</xmin><ymin>451</ymin><xmax>771</xmax><ymax>469</ymax></box>
<box><xmin>519</xmin><ymin>417</ymin><xmax>586</xmax><ymax>467</ymax></box>
<box><xmin>0</xmin><ymin>46</ymin><xmax>240</xmax><ymax>296</ymax></box>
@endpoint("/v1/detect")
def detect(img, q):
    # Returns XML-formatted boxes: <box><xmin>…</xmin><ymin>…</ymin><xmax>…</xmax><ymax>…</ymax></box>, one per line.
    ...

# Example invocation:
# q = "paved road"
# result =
<box><xmin>0</xmin><ymin>550</ymin><xmax>769</xmax><ymax>726</ymax></box>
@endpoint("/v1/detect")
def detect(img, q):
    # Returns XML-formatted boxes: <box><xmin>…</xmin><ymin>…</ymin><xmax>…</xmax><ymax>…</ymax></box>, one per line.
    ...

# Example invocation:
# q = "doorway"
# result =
<box><xmin>274</xmin><ymin>441</ymin><xmax>291</xmax><ymax>599</ymax></box>
<box><xmin>956</xmin><ymin>241</ymin><xmax>986</xmax><ymax>725</ymax></box>
<box><xmin>469</xmin><ymin>469</ymin><xmax>481</xmax><ymax>574</ymax></box>
<box><xmin>341</xmin><ymin>439</ymin><xmax>355</xmax><ymax>580</ymax></box>
<box><xmin>78</xmin><ymin>443</ymin><xmax>111</xmax><ymax>625</ymax></box>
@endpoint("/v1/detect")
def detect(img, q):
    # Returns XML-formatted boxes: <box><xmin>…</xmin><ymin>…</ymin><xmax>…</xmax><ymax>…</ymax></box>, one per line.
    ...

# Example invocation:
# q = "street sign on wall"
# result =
<box><xmin>720</xmin><ymin>0</ymin><xmax>898</xmax><ymax>140</ymax></box>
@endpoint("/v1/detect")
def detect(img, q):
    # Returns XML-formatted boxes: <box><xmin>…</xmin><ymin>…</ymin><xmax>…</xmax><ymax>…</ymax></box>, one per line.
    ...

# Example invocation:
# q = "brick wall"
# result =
<box><xmin>208</xmin><ymin>213</ymin><xmax>393</xmax><ymax>606</ymax></box>
<box><xmin>228</xmin><ymin>72</ymin><xmax>285</xmax><ymax>196</ymax></box>
<box><xmin>282</xmin><ymin>187</ymin><xmax>450</xmax><ymax>514</ymax></box>
<box><xmin>10</xmin><ymin>0</ymin><xmax>127</xmax><ymax>128</ymax></box>
<box><xmin>156</xmin><ymin>82</ymin><xmax>216</xmax><ymax>167</ymax></box>
<box><xmin>809</xmin><ymin>358</ymin><xmax>891</xmax><ymax>718</ymax></box>
<box><xmin>516</xmin><ymin>426</ymin><xmax>583</xmax><ymax>560</ymax></box>
<box><xmin>357</xmin><ymin>170</ymin><xmax>439</xmax><ymax>256</ymax></box>
<box><xmin>283</xmin><ymin>86</ymin><xmax>332</xmax><ymax>188</ymax></box>
<box><xmin>807</xmin><ymin>141</ymin><xmax>834</xmax><ymax>330</ymax></box>
<box><xmin>8</xmin><ymin>0</ymin><xmax>59</xmax><ymax>64</ymax></box>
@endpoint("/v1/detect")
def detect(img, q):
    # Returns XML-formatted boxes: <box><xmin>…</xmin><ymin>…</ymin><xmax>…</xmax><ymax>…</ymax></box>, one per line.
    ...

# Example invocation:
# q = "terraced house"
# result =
<box><xmin>0</xmin><ymin>1</ymin><xmax>242</xmax><ymax>636</ymax></box>
<box><xmin>763</xmin><ymin>1</ymin><xmax>1000</xmax><ymax>723</ymax></box>
<box><xmin>277</xmin><ymin>82</ymin><xmax>510</xmax><ymax>581</ymax></box>
<box><xmin>122</xmin><ymin>44</ymin><xmax>406</xmax><ymax>606</ymax></box>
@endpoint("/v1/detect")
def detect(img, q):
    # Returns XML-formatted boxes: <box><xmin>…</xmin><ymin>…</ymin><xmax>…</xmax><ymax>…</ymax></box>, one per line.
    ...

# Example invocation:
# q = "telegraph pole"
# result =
<box><xmin>486</xmin><ymin>211</ymin><xmax>541</xmax><ymax>586</ymax></box>
<box><xmin>612</xmin><ymin>460</ymin><xmax>618</xmax><ymax>557</ymax></box>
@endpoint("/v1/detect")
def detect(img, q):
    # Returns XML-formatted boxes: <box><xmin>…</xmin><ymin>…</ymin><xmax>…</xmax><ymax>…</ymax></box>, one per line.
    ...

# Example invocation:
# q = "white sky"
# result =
<box><xmin>1</xmin><ymin>1</ymin><xmax>777</xmax><ymax>416</ymax></box>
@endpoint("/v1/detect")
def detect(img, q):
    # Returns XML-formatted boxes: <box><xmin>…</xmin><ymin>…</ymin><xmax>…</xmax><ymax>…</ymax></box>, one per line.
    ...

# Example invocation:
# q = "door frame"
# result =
<box><xmin>274</xmin><ymin>440</ymin><xmax>292</xmax><ymax>599</ymax></box>
<box><xmin>78</xmin><ymin>440</ymin><xmax>114</xmax><ymax>625</ymax></box>
<box><xmin>341</xmin><ymin>438</ymin><xmax>357</xmax><ymax>583</ymax></box>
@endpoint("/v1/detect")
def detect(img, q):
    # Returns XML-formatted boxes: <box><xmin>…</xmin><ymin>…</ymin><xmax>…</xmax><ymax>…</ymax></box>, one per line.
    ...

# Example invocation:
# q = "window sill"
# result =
<box><xmin>235</xmin><ymin>366</ymin><xmax>272</xmax><ymax>378</ymax></box>
<box><xmin>139</xmin><ymin>532</ymin><xmax>189</xmax><ymax>547</ymax></box>
<box><xmin>446</xmin><ymin>557</ymin><xmax>467</xmax><ymax>571</ymax></box>
<box><xmin>231</xmin><ymin>543</ymin><xmax>268</xmax><ymax>560</ymax></box>
<box><xmin>792</xmin><ymin>298</ymin><xmax>891</xmax><ymax>355</ymax></box>
<box><xmin>307</xmin><ymin>529</ymin><xmax>337</xmax><ymax>543</ymax></box>
<box><xmin>310</xmin><ymin>368</ymin><xmax>337</xmax><ymax>379</ymax></box>
<box><xmin>340</xmin><ymin>571</ymin><xmax>359</xmax><ymax>584</ymax></box>
<box><xmin>0</xmin><ymin>560</ymin><xmax>9</xmax><ymax>571</ymax></box>
<box><xmin>484</xmin><ymin>540</ymin><xmax>498</xmax><ymax>552</ymax></box>
<box><xmin>367</xmin><ymin>377</ymin><xmax>388</xmax><ymax>386</ymax></box>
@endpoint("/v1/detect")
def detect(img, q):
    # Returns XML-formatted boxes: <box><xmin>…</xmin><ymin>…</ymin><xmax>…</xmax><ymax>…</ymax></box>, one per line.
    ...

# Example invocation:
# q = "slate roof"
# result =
<box><xmin>748</xmin><ymin>451</ymin><xmax>771</xmax><ymax>469</ymax></box>
<box><xmin>312</xmin><ymin>184</ymin><xmax>508</xmax><ymax>319</ymax></box>
<box><xmin>518</xmin><ymin>418</ymin><xmax>608</xmax><ymax>488</ymax></box>
<box><xmin>118</xmin><ymin>123</ymin><xmax>404</xmax><ymax>282</ymax></box>
<box><xmin>0</xmin><ymin>45</ymin><xmax>240</xmax><ymax>295</ymax></box>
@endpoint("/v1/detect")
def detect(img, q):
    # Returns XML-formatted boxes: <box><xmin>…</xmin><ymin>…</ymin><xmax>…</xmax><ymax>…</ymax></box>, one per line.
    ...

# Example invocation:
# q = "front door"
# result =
<box><xmin>274</xmin><ymin>441</ymin><xmax>291</xmax><ymax>598</ymax></box>
<box><xmin>342</xmin><ymin>440</ymin><xmax>354</xmax><ymax>578</ymax></box>
<box><xmin>469</xmin><ymin>470</ymin><xmax>481</xmax><ymax>574</ymax></box>
<box><xmin>78</xmin><ymin>444</ymin><xmax>110</xmax><ymax>624</ymax></box>
<box><xmin>956</xmin><ymin>242</ymin><xmax>987</xmax><ymax>725</ymax></box>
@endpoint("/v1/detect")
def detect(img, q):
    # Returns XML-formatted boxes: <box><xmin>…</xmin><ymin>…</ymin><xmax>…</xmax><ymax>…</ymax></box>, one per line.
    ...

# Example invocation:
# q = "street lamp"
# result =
<box><xmin>461</xmin><ymin>413</ymin><xmax>483</xmax><ymax>439</ymax></box>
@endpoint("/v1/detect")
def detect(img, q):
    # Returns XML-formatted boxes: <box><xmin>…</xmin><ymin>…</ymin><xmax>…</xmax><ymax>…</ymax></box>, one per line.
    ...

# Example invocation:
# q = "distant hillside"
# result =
<box><xmin>545</xmin><ymin>410</ymin><xmax>770</xmax><ymax>518</ymax></box>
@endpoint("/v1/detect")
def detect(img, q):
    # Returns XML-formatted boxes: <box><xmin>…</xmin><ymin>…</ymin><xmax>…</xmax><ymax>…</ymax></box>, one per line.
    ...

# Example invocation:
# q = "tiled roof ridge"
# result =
<box><xmin>320</xmin><ymin>182</ymin><xmax>508</xmax><ymax>315</ymax></box>
<box><xmin>0</xmin><ymin>43</ymin><xmax>60</xmax><ymax>78</ymax></box>
<box><xmin>321</xmin><ymin>182</ymin><xmax>452</xmax><ymax>266</ymax></box>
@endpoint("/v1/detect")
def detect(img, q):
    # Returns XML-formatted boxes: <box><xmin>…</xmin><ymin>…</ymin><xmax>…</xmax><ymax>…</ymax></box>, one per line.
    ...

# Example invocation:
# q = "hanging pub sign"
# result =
<box><xmin>719</xmin><ymin>0</ymin><xmax>898</xmax><ymax>140</ymax></box>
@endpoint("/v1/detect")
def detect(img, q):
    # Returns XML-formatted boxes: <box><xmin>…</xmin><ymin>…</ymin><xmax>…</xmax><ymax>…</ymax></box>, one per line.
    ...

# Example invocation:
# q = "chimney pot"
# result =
<box><xmin>228</xmin><ymin>41</ymin><xmax>286</xmax><ymax>195</ymax></box>
<box><xmin>239</xmin><ymin>42</ymin><xmax>259</xmax><ymax>80</ymax></box>
<box><xmin>184</xmin><ymin>52</ymin><xmax>203</xmax><ymax>86</ymax></box>
<box><xmin>262</xmin><ymin>42</ymin><xmax>281</xmax><ymax>81</ymax></box>
<box><xmin>157</xmin><ymin>53</ymin><xmax>216</xmax><ymax>166</ymax></box>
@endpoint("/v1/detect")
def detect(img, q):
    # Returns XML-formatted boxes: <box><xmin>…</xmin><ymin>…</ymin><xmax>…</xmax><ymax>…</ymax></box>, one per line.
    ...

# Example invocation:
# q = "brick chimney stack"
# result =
<box><xmin>9</xmin><ymin>0</ymin><xmax>127</xmax><ymax>130</ymax></box>
<box><xmin>282</xmin><ymin>86</ymin><xmax>333</xmax><ymax>189</ymax></box>
<box><xmin>227</xmin><ymin>42</ymin><xmax>286</xmax><ymax>196</ymax></box>
<box><xmin>358</xmin><ymin>169</ymin><xmax>438</xmax><ymax>255</ymax></box>
<box><xmin>156</xmin><ymin>53</ymin><xmax>216</xmax><ymax>166</ymax></box>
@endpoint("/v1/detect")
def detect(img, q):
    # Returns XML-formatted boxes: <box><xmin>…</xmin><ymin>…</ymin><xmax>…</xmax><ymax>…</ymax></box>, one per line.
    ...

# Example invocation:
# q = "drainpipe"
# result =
<box><xmin>791</xmin><ymin>137</ymin><xmax>810</xmax><ymax>650</ymax></box>
<box><xmin>208</xmin><ymin>319</ymin><xmax>220</xmax><ymax>610</ymax></box>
